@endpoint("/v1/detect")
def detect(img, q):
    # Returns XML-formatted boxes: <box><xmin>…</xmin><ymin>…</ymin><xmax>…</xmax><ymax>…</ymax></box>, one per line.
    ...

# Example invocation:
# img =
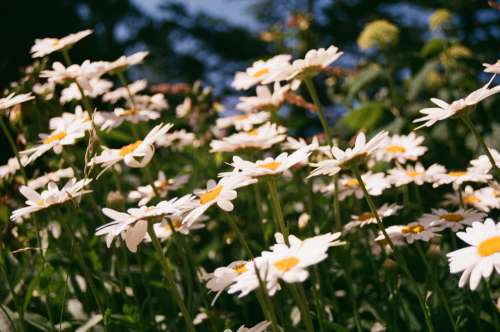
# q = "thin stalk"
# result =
<box><xmin>312</xmin><ymin>267</ymin><xmax>326</xmax><ymax>332</ymax></box>
<box><xmin>351</xmin><ymin>167</ymin><xmax>435</xmax><ymax>332</ymax></box>
<box><xmin>287</xmin><ymin>284</ymin><xmax>315</xmax><ymax>332</ymax></box>
<box><xmin>0</xmin><ymin>256</ymin><xmax>25</xmax><ymax>332</ymax></box>
<box><xmin>252</xmin><ymin>184</ymin><xmax>268</xmax><ymax>244</ymax></box>
<box><xmin>253</xmin><ymin>264</ymin><xmax>280</xmax><ymax>332</ymax></box>
<box><xmin>226</xmin><ymin>213</ymin><xmax>253</xmax><ymax>259</ymax></box>
<box><xmin>147</xmin><ymin>224</ymin><xmax>196</xmax><ymax>332</ymax></box>
<box><xmin>415</xmin><ymin>242</ymin><xmax>457</xmax><ymax>331</ymax></box>
<box><xmin>265</xmin><ymin>178</ymin><xmax>289</xmax><ymax>243</ymax></box>
<box><xmin>344</xmin><ymin>247</ymin><xmax>362</xmax><ymax>332</ymax></box>
<box><xmin>117</xmin><ymin>71</ymin><xmax>138</xmax><ymax>110</ymax></box>
<box><xmin>460</xmin><ymin>113</ymin><xmax>499</xmax><ymax>179</ymax></box>
<box><xmin>0</xmin><ymin>116</ymin><xmax>27</xmax><ymax>184</ymax></box>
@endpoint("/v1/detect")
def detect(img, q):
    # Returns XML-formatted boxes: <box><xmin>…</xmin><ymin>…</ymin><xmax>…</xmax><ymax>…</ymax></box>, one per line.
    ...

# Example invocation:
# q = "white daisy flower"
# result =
<box><xmin>102</xmin><ymin>80</ymin><xmax>147</xmax><ymax>103</ymax></box>
<box><xmin>418</xmin><ymin>208</ymin><xmax>487</xmax><ymax>232</ymax></box>
<box><xmin>0</xmin><ymin>156</ymin><xmax>28</xmax><ymax>180</ymax></box>
<box><xmin>32</xmin><ymin>82</ymin><xmax>55</xmax><ymax>100</ymax></box>
<box><xmin>131</xmin><ymin>93</ymin><xmax>168</xmax><ymax>111</ymax></box>
<box><xmin>91</xmin><ymin>123</ymin><xmax>172</xmax><ymax>172</ymax></box>
<box><xmin>176</xmin><ymin>97</ymin><xmax>192</xmax><ymax>117</ymax></box>
<box><xmin>104</xmin><ymin>51</ymin><xmax>149</xmax><ymax>74</ymax></box>
<box><xmin>413</xmin><ymin>77</ymin><xmax>500</xmax><ymax>129</ymax></box>
<box><xmin>41</xmin><ymin>60</ymin><xmax>109</xmax><ymax>91</ymax></box>
<box><xmin>60</xmin><ymin>78</ymin><xmax>112</xmax><ymax>103</ymax></box>
<box><xmin>387</xmin><ymin>163</ymin><xmax>446</xmax><ymax>187</ymax></box>
<box><xmin>20</xmin><ymin>119</ymin><xmax>88</xmax><ymax>166</ymax></box>
<box><xmin>278</xmin><ymin>45</ymin><xmax>343</xmax><ymax>88</ymax></box>
<box><xmin>0</xmin><ymin>93</ymin><xmax>34</xmax><ymax>111</ymax></box>
<box><xmin>309</xmin><ymin>131</ymin><xmax>388</xmax><ymax>177</ymax></box>
<box><xmin>337</xmin><ymin>172</ymin><xmax>390</xmax><ymax>200</ymax></box>
<box><xmin>383</xmin><ymin>221</ymin><xmax>442</xmax><ymax>244</ymax></box>
<box><xmin>183</xmin><ymin>175</ymin><xmax>256</xmax><ymax>226</ymax></box>
<box><xmin>236</xmin><ymin>82</ymin><xmax>290</xmax><ymax>113</ymax></box>
<box><xmin>223</xmin><ymin>146</ymin><xmax>311</xmax><ymax>179</ymax></box>
<box><xmin>205</xmin><ymin>260</ymin><xmax>251</xmax><ymax>304</ymax></box>
<box><xmin>49</xmin><ymin>106</ymin><xmax>92</xmax><ymax>131</ymax></box>
<box><xmin>155</xmin><ymin>129</ymin><xmax>199</xmax><ymax>150</ymax></box>
<box><xmin>433</xmin><ymin>169</ymin><xmax>491</xmax><ymax>190</ymax></box>
<box><xmin>96</xmin><ymin>194</ymin><xmax>197</xmax><ymax>251</ymax></box>
<box><xmin>11</xmin><ymin>178</ymin><xmax>92</xmax><ymax>221</ymax></box>
<box><xmin>224</xmin><ymin>321</ymin><xmax>271</xmax><ymax>332</ymax></box>
<box><xmin>469</xmin><ymin>148</ymin><xmax>500</xmax><ymax>174</ymax></box>
<box><xmin>30</xmin><ymin>29</ymin><xmax>93</xmax><ymax>58</ymax></box>
<box><xmin>447</xmin><ymin>218</ymin><xmax>500</xmax><ymax>290</ymax></box>
<box><xmin>343</xmin><ymin>203</ymin><xmax>401</xmax><ymax>233</ymax></box>
<box><xmin>150</xmin><ymin>215</ymin><xmax>204</xmax><ymax>241</ymax></box>
<box><xmin>443</xmin><ymin>185</ymin><xmax>500</xmax><ymax>212</ymax></box>
<box><xmin>483</xmin><ymin>60</ymin><xmax>500</xmax><ymax>74</ymax></box>
<box><xmin>281</xmin><ymin>136</ymin><xmax>320</xmax><ymax>152</ymax></box>
<box><xmin>232</xmin><ymin>54</ymin><xmax>292</xmax><ymax>90</ymax></box>
<box><xmin>216</xmin><ymin>111</ymin><xmax>270</xmax><ymax>132</ymax></box>
<box><xmin>210</xmin><ymin>122</ymin><xmax>287</xmax><ymax>153</ymax></box>
<box><xmin>94</xmin><ymin>107</ymin><xmax>160</xmax><ymax>131</ymax></box>
<box><xmin>27</xmin><ymin>168</ymin><xmax>74</xmax><ymax>190</ymax></box>
<box><xmin>375</xmin><ymin>132</ymin><xmax>427</xmax><ymax>163</ymax></box>
<box><xmin>128</xmin><ymin>171</ymin><xmax>189</xmax><ymax>206</ymax></box>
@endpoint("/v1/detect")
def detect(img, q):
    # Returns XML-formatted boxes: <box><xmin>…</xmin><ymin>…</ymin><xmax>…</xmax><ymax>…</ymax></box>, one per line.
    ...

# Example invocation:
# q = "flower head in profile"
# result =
<box><xmin>128</xmin><ymin>171</ymin><xmax>189</xmax><ymax>206</ymax></box>
<box><xmin>11</xmin><ymin>178</ymin><xmax>92</xmax><ymax>221</ymax></box>
<box><xmin>483</xmin><ymin>60</ymin><xmax>500</xmax><ymax>75</ymax></box>
<box><xmin>183</xmin><ymin>175</ymin><xmax>256</xmax><ymax>225</ymax></box>
<box><xmin>414</xmin><ymin>78</ymin><xmax>500</xmax><ymax>129</ymax></box>
<box><xmin>223</xmin><ymin>146</ymin><xmax>311</xmax><ymax>179</ymax></box>
<box><xmin>383</xmin><ymin>220</ymin><xmax>442</xmax><ymax>244</ymax></box>
<box><xmin>95</xmin><ymin>194</ymin><xmax>197</xmax><ymax>252</ymax></box>
<box><xmin>0</xmin><ymin>157</ymin><xmax>28</xmax><ymax>180</ymax></box>
<box><xmin>469</xmin><ymin>148</ymin><xmax>500</xmax><ymax>174</ymax></box>
<box><xmin>0</xmin><ymin>93</ymin><xmax>34</xmax><ymax>111</ymax></box>
<box><xmin>388</xmin><ymin>163</ymin><xmax>446</xmax><ymax>187</ymax></box>
<box><xmin>224</xmin><ymin>321</ymin><xmax>271</xmax><ymax>332</ymax></box>
<box><xmin>443</xmin><ymin>185</ymin><xmax>500</xmax><ymax>212</ymax></box>
<box><xmin>418</xmin><ymin>208</ymin><xmax>486</xmax><ymax>232</ymax></box>
<box><xmin>336</xmin><ymin>172</ymin><xmax>390</xmax><ymax>200</ymax></box>
<box><xmin>31</xmin><ymin>29</ymin><xmax>93</xmax><ymax>58</ymax></box>
<box><xmin>375</xmin><ymin>133</ymin><xmax>427</xmax><ymax>163</ymax></box>
<box><xmin>216</xmin><ymin>111</ymin><xmax>270</xmax><ymax>132</ymax></box>
<box><xmin>210</xmin><ymin>122</ymin><xmax>287</xmax><ymax>153</ymax></box>
<box><xmin>20</xmin><ymin>118</ymin><xmax>89</xmax><ymax>165</ymax></box>
<box><xmin>49</xmin><ymin>106</ymin><xmax>92</xmax><ymax>131</ymax></box>
<box><xmin>103</xmin><ymin>80</ymin><xmax>147</xmax><ymax>103</ymax></box>
<box><xmin>433</xmin><ymin>168</ymin><xmax>491</xmax><ymax>190</ymax></box>
<box><xmin>232</xmin><ymin>54</ymin><xmax>292</xmax><ymax>90</ymax></box>
<box><xmin>94</xmin><ymin>107</ymin><xmax>160</xmax><ymax>131</ymax></box>
<box><xmin>27</xmin><ymin>168</ymin><xmax>74</xmax><ymax>190</ymax></box>
<box><xmin>281</xmin><ymin>45</ymin><xmax>343</xmax><ymax>86</ymax></box>
<box><xmin>155</xmin><ymin>129</ymin><xmax>199</xmax><ymax>150</ymax></box>
<box><xmin>309</xmin><ymin>131</ymin><xmax>388</xmax><ymax>177</ymax></box>
<box><xmin>104</xmin><ymin>51</ymin><xmax>148</xmax><ymax>74</ymax></box>
<box><xmin>236</xmin><ymin>83</ymin><xmax>290</xmax><ymax>113</ymax></box>
<box><xmin>91</xmin><ymin>123</ymin><xmax>172</xmax><ymax>173</ymax></box>
<box><xmin>343</xmin><ymin>203</ymin><xmax>401</xmax><ymax>234</ymax></box>
<box><xmin>60</xmin><ymin>78</ymin><xmax>112</xmax><ymax>103</ymax></box>
<box><xmin>447</xmin><ymin>218</ymin><xmax>500</xmax><ymax>290</ymax></box>
<box><xmin>41</xmin><ymin>60</ymin><xmax>109</xmax><ymax>91</ymax></box>
<box><xmin>205</xmin><ymin>260</ymin><xmax>251</xmax><ymax>304</ymax></box>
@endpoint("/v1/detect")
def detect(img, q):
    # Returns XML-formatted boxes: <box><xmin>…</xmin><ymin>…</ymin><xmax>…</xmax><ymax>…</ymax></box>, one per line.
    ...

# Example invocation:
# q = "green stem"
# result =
<box><xmin>288</xmin><ymin>284</ymin><xmax>315</xmax><ymax>332</ymax></box>
<box><xmin>252</xmin><ymin>184</ymin><xmax>268</xmax><ymax>244</ymax></box>
<box><xmin>117</xmin><ymin>71</ymin><xmax>138</xmax><ymax>110</ymax></box>
<box><xmin>351</xmin><ymin>167</ymin><xmax>435</xmax><ymax>332</ymax></box>
<box><xmin>304</xmin><ymin>78</ymin><xmax>331</xmax><ymax>142</ymax></box>
<box><xmin>345</xmin><ymin>246</ymin><xmax>362</xmax><ymax>332</ymax></box>
<box><xmin>226</xmin><ymin>213</ymin><xmax>253</xmax><ymax>259</ymax></box>
<box><xmin>265</xmin><ymin>178</ymin><xmax>289</xmax><ymax>243</ymax></box>
<box><xmin>0</xmin><ymin>116</ymin><xmax>27</xmax><ymax>184</ymax></box>
<box><xmin>0</xmin><ymin>254</ymin><xmax>25</xmax><ymax>332</ymax></box>
<box><xmin>253</xmin><ymin>264</ymin><xmax>281</xmax><ymax>332</ymax></box>
<box><xmin>415</xmin><ymin>242</ymin><xmax>457</xmax><ymax>331</ymax></box>
<box><xmin>147</xmin><ymin>224</ymin><xmax>196</xmax><ymax>332</ymax></box>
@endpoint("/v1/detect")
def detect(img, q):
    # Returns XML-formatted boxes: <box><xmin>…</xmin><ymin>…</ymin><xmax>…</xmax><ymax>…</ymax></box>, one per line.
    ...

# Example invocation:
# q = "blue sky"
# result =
<box><xmin>132</xmin><ymin>0</ymin><xmax>259</xmax><ymax>28</ymax></box>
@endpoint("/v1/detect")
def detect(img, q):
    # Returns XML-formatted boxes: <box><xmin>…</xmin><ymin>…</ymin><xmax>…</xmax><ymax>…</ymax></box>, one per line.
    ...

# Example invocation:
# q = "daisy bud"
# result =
<box><xmin>383</xmin><ymin>258</ymin><xmax>397</xmax><ymax>271</ymax></box>
<box><xmin>298</xmin><ymin>213</ymin><xmax>310</xmax><ymax>229</ymax></box>
<box><xmin>106</xmin><ymin>191</ymin><xmax>124</xmax><ymax>208</ymax></box>
<box><xmin>427</xmin><ymin>243</ymin><xmax>441</xmax><ymax>259</ymax></box>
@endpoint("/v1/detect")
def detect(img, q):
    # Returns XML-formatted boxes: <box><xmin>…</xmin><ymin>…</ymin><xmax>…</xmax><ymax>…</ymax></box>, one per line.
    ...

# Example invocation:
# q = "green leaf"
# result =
<box><xmin>347</xmin><ymin>64</ymin><xmax>383</xmax><ymax>99</ymax></box>
<box><xmin>408</xmin><ymin>59</ymin><xmax>438</xmax><ymax>100</ymax></box>
<box><xmin>343</xmin><ymin>101</ymin><xmax>386</xmax><ymax>131</ymax></box>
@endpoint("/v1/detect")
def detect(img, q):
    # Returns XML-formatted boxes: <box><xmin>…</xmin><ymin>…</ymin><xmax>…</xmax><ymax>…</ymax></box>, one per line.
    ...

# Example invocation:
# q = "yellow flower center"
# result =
<box><xmin>36</xmin><ymin>199</ymin><xmax>45</xmax><ymax>206</ymax></box>
<box><xmin>477</xmin><ymin>236</ymin><xmax>500</xmax><ymax>257</ymax></box>
<box><xmin>233</xmin><ymin>263</ymin><xmax>248</xmax><ymax>274</ymax></box>
<box><xmin>119</xmin><ymin>140</ymin><xmax>142</xmax><ymax>157</ymax></box>
<box><xmin>259</xmin><ymin>161</ymin><xmax>281</xmax><ymax>171</ymax></box>
<box><xmin>43</xmin><ymin>131</ymin><xmax>67</xmax><ymax>145</ymax></box>
<box><xmin>448</xmin><ymin>171</ymin><xmax>467</xmax><ymax>177</ymax></box>
<box><xmin>385</xmin><ymin>145</ymin><xmax>406</xmax><ymax>153</ymax></box>
<box><xmin>119</xmin><ymin>109</ymin><xmax>139</xmax><ymax>117</ymax></box>
<box><xmin>357</xmin><ymin>212</ymin><xmax>374</xmax><ymax>222</ymax></box>
<box><xmin>234</xmin><ymin>114</ymin><xmax>250</xmax><ymax>121</ymax></box>
<box><xmin>163</xmin><ymin>219</ymin><xmax>182</xmax><ymax>232</ymax></box>
<box><xmin>463</xmin><ymin>195</ymin><xmax>480</xmax><ymax>204</ymax></box>
<box><xmin>344</xmin><ymin>178</ymin><xmax>359</xmax><ymax>188</ymax></box>
<box><xmin>274</xmin><ymin>256</ymin><xmax>299</xmax><ymax>272</ymax></box>
<box><xmin>406</xmin><ymin>170</ymin><xmax>422</xmax><ymax>177</ymax></box>
<box><xmin>247</xmin><ymin>129</ymin><xmax>259</xmax><ymax>136</ymax></box>
<box><xmin>402</xmin><ymin>224</ymin><xmax>424</xmax><ymax>234</ymax></box>
<box><xmin>252</xmin><ymin>67</ymin><xmax>269</xmax><ymax>78</ymax></box>
<box><xmin>439</xmin><ymin>213</ymin><xmax>464</xmax><ymax>222</ymax></box>
<box><xmin>200</xmin><ymin>185</ymin><xmax>223</xmax><ymax>204</ymax></box>
<box><xmin>52</xmin><ymin>39</ymin><xmax>60</xmax><ymax>46</ymax></box>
